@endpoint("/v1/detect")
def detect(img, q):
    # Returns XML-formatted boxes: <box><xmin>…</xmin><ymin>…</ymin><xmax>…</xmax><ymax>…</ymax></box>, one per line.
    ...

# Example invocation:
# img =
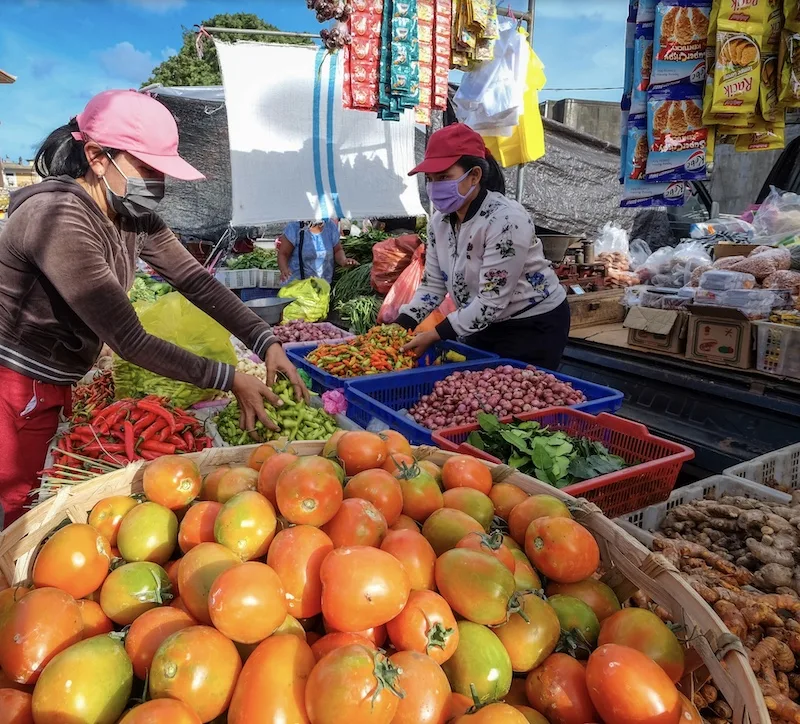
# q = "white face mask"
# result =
<box><xmin>102</xmin><ymin>154</ymin><xmax>165</xmax><ymax>220</ymax></box>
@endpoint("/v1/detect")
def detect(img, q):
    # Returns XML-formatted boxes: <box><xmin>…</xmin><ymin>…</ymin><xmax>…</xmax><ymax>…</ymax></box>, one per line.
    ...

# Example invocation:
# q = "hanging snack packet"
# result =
<box><xmin>764</xmin><ymin>0</ymin><xmax>782</xmax><ymax>52</ymax></box>
<box><xmin>637</xmin><ymin>0</ymin><xmax>658</xmax><ymax>24</ymax></box>
<box><xmin>761</xmin><ymin>52</ymin><xmax>781</xmax><ymax>118</ymax></box>
<box><xmin>710</xmin><ymin>0</ymin><xmax>766</xmax><ymax>115</ymax></box>
<box><xmin>734</xmin><ymin>121</ymin><xmax>786</xmax><ymax>150</ymax></box>
<box><xmin>651</xmin><ymin>0</ymin><xmax>711</xmax><ymax>91</ymax></box>
<box><xmin>625</xmin><ymin>0</ymin><xmax>639</xmax><ymax>96</ymax></box>
<box><xmin>779</xmin><ymin>28</ymin><xmax>800</xmax><ymax>105</ymax></box>
<box><xmin>646</xmin><ymin>90</ymin><xmax>709</xmax><ymax>181</ymax></box>
<box><xmin>621</xmin><ymin>117</ymin><xmax>686</xmax><ymax>207</ymax></box>
<box><xmin>632</xmin><ymin>22</ymin><xmax>656</xmax><ymax>113</ymax></box>
<box><xmin>702</xmin><ymin>1</ymin><xmax>747</xmax><ymax>123</ymax></box>
<box><xmin>786</xmin><ymin>0</ymin><xmax>800</xmax><ymax>33</ymax></box>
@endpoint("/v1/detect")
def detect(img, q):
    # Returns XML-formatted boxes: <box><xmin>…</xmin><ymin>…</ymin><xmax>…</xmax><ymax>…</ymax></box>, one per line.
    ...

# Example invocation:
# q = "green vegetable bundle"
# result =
<box><xmin>226</xmin><ymin>249</ymin><xmax>279</xmax><ymax>270</ymax></box>
<box><xmin>129</xmin><ymin>275</ymin><xmax>174</xmax><ymax>304</ymax></box>
<box><xmin>340</xmin><ymin>230</ymin><xmax>388</xmax><ymax>265</ymax></box>
<box><xmin>467</xmin><ymin>413</ymin><xmax>627</xmax><ymax>489</ymax></box>
<box><xmin>333</xmin><ymin>263</ymin><xmax>373</xmax><ymax>305</ymax></box>
<box><xmin>215</xmin><ymin>379</ymin><xmax>339</xmax><ymax>445</ymax></box>
<box><xmin>336</xmin><ymin>295</ymin><xmax>381</xmax><ymax>335</ymax></box>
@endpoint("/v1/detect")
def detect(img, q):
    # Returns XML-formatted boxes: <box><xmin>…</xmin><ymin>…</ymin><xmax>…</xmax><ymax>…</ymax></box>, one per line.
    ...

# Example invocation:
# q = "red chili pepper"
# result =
<box><xmin>139</xmin><ymin>419</ymin><xmax>167</xmax><ymax>442</ymax></box>
<box><xmin>140</xmin><ymin>440</ymin><xmax>177</xmax><ymax>454</ymax></box>
<box><xmin>80</xmin><ymin>442</ymin><xmax>127</xmax><ymax>455</ymax></box>
<box><xmin>157</xmin><ymin>426</ymin><xmax>171</xmax><ymax>443</ymax></box>
<box><xmin>63</xmin><ymin>435</ymin><xmax>73</xmax><ymax>454</ymax></box>
<box><xmin>140</xmin><ymin>450</ymin><xmax>161</xmax><ymax>461</ymax></box>
<box><xmin>132</xmin><ymin>413</ymin><xmax>157</xmax><ymax>436</ymax></box>
<box><xmin>182</xmin><ymin>430</ymin><xmax>195</xmax><ymax>449</ymax></box>
<box><xmin>136</xmin><ymin>400</ymin><xmax>176</xmax><ymax>434</ymax></box>
<box><xmin>123</xmin><ymin>420</ymin><xmax>135</xmax><ymax>460</ymax></box>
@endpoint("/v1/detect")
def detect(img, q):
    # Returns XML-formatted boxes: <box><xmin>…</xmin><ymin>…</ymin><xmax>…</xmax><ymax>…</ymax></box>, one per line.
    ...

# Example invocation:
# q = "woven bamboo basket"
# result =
<box><xmin>0</xmin><ymin>443</ymin><xmax>769</xmax><ymax>723</ymax></box>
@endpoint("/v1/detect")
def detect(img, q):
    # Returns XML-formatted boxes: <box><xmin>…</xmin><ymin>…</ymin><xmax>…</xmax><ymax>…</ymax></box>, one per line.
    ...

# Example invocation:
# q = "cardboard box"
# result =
<box><xmin>713</xmin><ymin>244</ymin><xmax>760</xmax><ymax>260</ymax></box>
<box><xmin>624</xmin><ymin>308</ymin><xmax>689</xmax><ymax>354</ymax></box>
<box><xmin>685</xmin><ymin>304</ymin><xmax>754</xmax><ymax>369</ymax></box>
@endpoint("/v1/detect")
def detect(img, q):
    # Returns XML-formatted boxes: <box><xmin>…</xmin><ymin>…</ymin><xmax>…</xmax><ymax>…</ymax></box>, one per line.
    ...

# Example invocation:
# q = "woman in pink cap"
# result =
<box><xmin>397</xmin><ymin>124</ymin><xmax>569</xmax><ymax>366</ymax></box>
<box><xmin>0</xmin><ymin>90</ymin><xmax>306</xmax><ymax>527</ymax></box>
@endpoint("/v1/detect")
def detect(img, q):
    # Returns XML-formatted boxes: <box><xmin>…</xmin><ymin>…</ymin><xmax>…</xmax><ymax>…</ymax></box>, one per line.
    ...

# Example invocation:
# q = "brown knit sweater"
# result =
<box><xmin>0</xmin><ymin>176</ymin><xmax>277</xmax><ymax>388</ymax></box>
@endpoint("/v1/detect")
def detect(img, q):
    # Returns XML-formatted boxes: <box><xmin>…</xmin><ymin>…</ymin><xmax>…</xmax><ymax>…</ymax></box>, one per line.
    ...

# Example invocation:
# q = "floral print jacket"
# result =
<box><xmin>400</xmin><ymin>191</ymin><xmax>566</xmax><ymax>337</ymax></box>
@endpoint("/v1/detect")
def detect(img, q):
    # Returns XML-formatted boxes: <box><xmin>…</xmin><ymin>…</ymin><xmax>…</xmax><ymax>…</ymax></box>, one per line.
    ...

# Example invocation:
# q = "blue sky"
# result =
<box><xmin>0</xmin><ymin>0</ymin><xmax>628</xmax><ymax>160</ymax></box>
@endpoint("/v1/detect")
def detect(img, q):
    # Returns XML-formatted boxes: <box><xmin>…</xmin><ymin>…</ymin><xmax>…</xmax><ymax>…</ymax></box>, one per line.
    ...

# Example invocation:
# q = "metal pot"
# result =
<box><xmin>538</xmin><ymin>235</ymin><xmax>584</xmax><ymax>264</ymax></box>
<box><xmin>244</xmin><ymin>297</ymin><xmax>295</xmax><ymax>325</ymax></box>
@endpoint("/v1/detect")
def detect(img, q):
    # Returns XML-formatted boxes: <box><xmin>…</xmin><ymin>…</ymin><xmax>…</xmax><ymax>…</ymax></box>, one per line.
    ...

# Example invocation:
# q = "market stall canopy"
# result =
<box><xmin>0</xmin><ymin>69</ymin><xmax>16</xmax><ymax>84</ymax></box>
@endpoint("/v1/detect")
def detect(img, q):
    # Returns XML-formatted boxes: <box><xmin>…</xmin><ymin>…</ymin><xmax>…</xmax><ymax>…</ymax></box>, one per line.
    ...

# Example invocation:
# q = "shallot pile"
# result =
<box><xmin>273</xmin><ymin>321</ymin><xmax>349</xmax><ymax>344</ymax></box>
<box><xmin>409</xmin><ymin>365</ymin><xmax>587</xmax><ymax>430</ymax></box>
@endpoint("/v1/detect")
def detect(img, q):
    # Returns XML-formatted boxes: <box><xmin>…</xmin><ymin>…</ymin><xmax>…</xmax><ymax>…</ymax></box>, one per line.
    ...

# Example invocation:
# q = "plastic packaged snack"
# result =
<box><xmin>690</xmin><ymin>217</ymin><xmax>755</xmax><ymax>238</ymax></box>
<box><xmin>646</xmin><ymin>90</ymin><xmax>709</xmax><ymax>180</ymax></box>
<box><xmin>632</xmin><ymin>23</ymin><xmax>656</xmax><ymax>114</ymax></box>
<box><xmin>779</xmin><ymin>29</ymin><xmax>800</xmax><ymax>106</ymax></box>
<box><xmin>699</xmin><ymin>269</ymin><xmax>757</xmax><ymax>290</ymax></box>
<box><xmin>730</xmin><ymin>246</ymin><xmax>791</xmax><ymax>279</ymax></box>
<box><xmin>651</xmin><ymin>0</ymin><xmax>711</xmax><ymax>91</ymax></box>
<box><xmin>712</xmin><ymin>254</ymin><xmax>747</xmax><ymax>269</ymax></box>
<box><xmin>763</xmin><ymin>0</ymin><xmax>782</xmax><ymax>53</ymax></box>
<box><xmin>752</xmin><ymin>186</ymin><xmax>800</xmax><ymax>237</ymax></box>
<box><xmin>637</xmin><ymin>0</ymin><xmax>657</xmax><ymax>24</ymax></box>
<box><xmin>688</xmin><ymin>263</ymin><xmax>713</xmax><ymax>285</ymax></box>
<box><xmin>760</xmin><ymin>53</ymin><xmax>781</xmax><ymax>121</ymax></box>
<box><xmin>734</xmin><ymin>121</ymin><xmax>786</xmax><ymax>151</ymax></box>
<box><xmin>624</xmin><ymin>0</ymin><xmax>639</xmax><ymax>96</ymax></box>
<box><xmin>763</xmin><ymin>269</ymin><xmax>800</xmax><ymax>294</ymax></box>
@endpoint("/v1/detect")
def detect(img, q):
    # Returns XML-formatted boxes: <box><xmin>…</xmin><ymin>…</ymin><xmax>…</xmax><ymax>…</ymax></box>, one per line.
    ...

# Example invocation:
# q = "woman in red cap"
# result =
<box><xmin>0</xmin><ymin>90</ymin><xmax>306</xmax><ymax>527</ymax></box>
<box><xmin>397</xmin><ymin>123</ymin><xmax>569</xmax><ymax>366</ymax></box>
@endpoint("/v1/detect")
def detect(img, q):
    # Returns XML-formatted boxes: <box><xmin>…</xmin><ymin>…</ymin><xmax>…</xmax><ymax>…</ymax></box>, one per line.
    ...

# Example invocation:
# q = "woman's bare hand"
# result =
<box><xmin>265</xmin><ymin>343</ymin><xmax>310</xmax><ymax>403</ymax></box>
<box><xmin>231</xmin><ymin>371</ymin><xmax>282</xmax><ymax>433</ymax></box>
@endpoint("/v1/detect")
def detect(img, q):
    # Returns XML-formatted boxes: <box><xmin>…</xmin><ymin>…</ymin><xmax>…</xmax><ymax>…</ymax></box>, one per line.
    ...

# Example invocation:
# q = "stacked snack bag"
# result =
<box><xmin>620</xmin><ymin>0</ymin><xmax>790</xmax><ymax>209</ymax></box>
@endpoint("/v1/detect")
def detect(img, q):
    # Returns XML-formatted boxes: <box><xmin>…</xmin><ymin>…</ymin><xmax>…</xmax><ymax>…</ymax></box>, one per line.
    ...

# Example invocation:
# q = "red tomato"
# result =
<box><xmin>118</xmin><ymin>699</ymin><xmax>202</xmax><ymax>724</ymax></box>
<box><xmin>321</xmin><ymin>498</ymin><xmax>388</xmax><ymax>548</ymax></box>
<box><xmin>0</xmin><ymin>588</ymin><xmax>83</xmax><ymax>685</ymax></box>
<box><xmin>0</xmin><ymin>688</ymin><xmax>33</xmax><ymax>724</ymax></box>
<box><xmin>380</xmin><ymin>430</ymin><xmax>413</xmax><ymax>458</ymax></box>
<box><xmin>511</xmin><ymin>550</ymin><xmax>542</xmax><ymax>591</ymax></box>
<box><xmin>178</xmin><ymin>501</ymin><xmax>222</xmax><ymax>554</ymax></box>
<box><xmin>256</xmin><ymin>452</ymin><xmax>298</xmax><ymax>506</ymax></box>
<box><xmin>272</xmin><ymin>614</ymin><xmax>307</xmax><ymax>640</ymax></box>
<box><xmin>545</xmin><ymin>579</ymin><xmax>621</xmax><ymax>622</ymax></box>
<box><xmin>88</xmin><ymin>495</ymin><xmax>139</xmax><ymax>548</ymax></box>
<box><xmin>32</xmin><ymin>524</ymin><xmax>110</xmax><ymax>599</ymax></box>
<box><xmin>453</xmin><ymin>703</ymin><xmax>530</xmax><ymax>723</ymax></box>
<box><xmin>214</xmin><ymin>491</ymin><xmax>277</xmax><ymax>561</ymax></box>
<box><xmin>422</xmin><ymin>508</ymin><xmax>484</xmax><ymax>556</ymax></box>
<box><xmin>125</xmin><ymin>606</ymin><xmax>196</xmax><ymax>680</ymax></box>
<box><xmin>389</xmin><ymin>650</ymin><xmax>450</xmax><ymax>724</ymax></box>
<box><xmin>394</xmin><ymin>464</ymin><xmax>443</xmax><ymax>522</ymax></box>
<box><xmin>337</xmin><ymin>431</ymin><xmax>388</xmax><ymax>475</ymax></box>
<box><xmin>323</xmin><ymin>619</ymin><xmax>387</xmax><ymax>647</ymax></box>
<box><xmin>391</xmin><ymin>514</ymin><xmax>421</xmax><ymax>532</ymax></box>
<box><xmin>508</xmin><ymin>495</ymin><xmax>571</xmax><ymax>546</ymax></box>
<box><xmin>322</xmin><ymin>430</ymin><xmax>348</xmax><ymax>458</ymax></box>
<box><xmin>208</xmin><ymin>562</ymin><xmax>286</xmax><ymax>644</ymax></box>
<box><xmin>512</xmin><ymin>705</ymin><xmax>549</xmax><ymax>724</ymax></box>
<box><xmin>380</xmin><ymin>529</ymin><xmax>436</xmax><ymax>591</ymax></box>
<box><xmin>442</xmin><ymin>487</ymin><xmax>494</xmax><ymax>530</ymax></box>
<box><xmin>489</xmin><ymin>484</ymin><xmax>529</xmax><ymax>521</ymax></box>
<box><xmin>99</xmin><ymin>561</ymin><xmax>172</xmax><ymax>626</ymax></box>
<box><xmin>435</xmin><ymin>548</ymin><xmax>516</xmax><ymax>626</ymax></box>
<box><xmin>321</xmin><ymin>546</ymin><xmax>411</xmax><ymax>632</ymax></box>
<box><xmin>0</xmin><ymin>587</ymin><xmax>31</xmax><ymax>623</ymax></box>
<box><xmin>203</xmin><ymin>466</ymin><xmax>258</xmax><ymax>504</ymax></box>
<box><xmin>585</xmin><ymin>644</ymin><xmax>681</xmax><ymax>724</ymax></box>
<box><xmin>143</xmin><ymin>456</ymin><xmax>202</xmax><ymax>510</ymax></box>
<box><xmin>76</xmin><ymin>599</ymin><xmax>113</xmax><ymax>638</ymax></box>
<box><xmin>385</xmin><ymin>589</ymin><xmax>459</xmax><ymax>664</ymax></box>
<box><xmin>447</xmin><ymin>693</ymin><xmax>473</xmax><ymax>721</ymax></box>
<box><xmin>525</xmin><ymin>517</ymin><xmax>600</xmax><ymax>584</ymax></box>
<box><xmin>311</xmin><ymin>632</ymin><xmax>376</xmax><ymax>661</ymax></box>
<box><xmin>677</xmin><ymin>694</ymin><xmax>703</xmax><ymax>723</ymax></box>
<box><xmin>418</xmin><ymin>460</ymin><xmax>443</xmax><ymax>486</ymax></box>
<box><xmin>275</xmin><ymin>456</ymin><xmax>343</xmax><ymax>527</ymax></box>
<box><xmin>344</xmin><ymin>469</ymin><xmax>404</xmax><ymax>527</ymax></box>
<box><xmin>456</xmin><ymin>531</ymin><xmax>515</xmax><ymax>572</ymax></box>
<box><xmin>228</xmin><ymin>634</ymin><xmax>315</xmax><ymax>724</ymax></box>
<box><xmin>266</xmin><ymin>525</ymin><xmax>334</xmax><ymax>618</ymax></box>
<box><xmin>149</xmin><ymin>625</ymin><xmax>242</xmax><ymax>722</ymax></box>
<box><xmin>164</xmin><ymin>559</ymin><xmax>181</xmax><ymax>594</ymax></box>
<box><xmin>305</xmin><ymin>645</ymin><xmax>402</xmax><ymax>724</ymax></box>
<box><xmin>503</xmin><ymin>678</ymin><xmax>530</xmax><ymax>706</ymax></box>
<box><xmin>116</xmin><ymin>502</ymin><xmax>178</xmax><ymax>565</ymax></box>
<box><xmin>597</xmin><ymin>608</ymin><xmax>685</xmax><ymax>682</ymax></box>
<box><xmin>247</xmin><ymin>443</ymin><xmax>279</xmax><ymax>472</ymax></box>
<box><xmin>442</xmin><ymin>455</ymin><xmax>493</xmax><ymax>495</ymax></box>
<box><xmin>493</xmin><ymin>594</ymin><xmax>561</xmax><ymax>673</ymax></box>
<box><xmin>525</xmin><ymin>653</ymin><xmax>598</xmax><ymax>724</ymax></box>
<box><xmin>383</xmin><ymin>453</ymin><xmax>416</xmax><ymax>475</ymax></box>
<box><xmin>177</xmin><ymin>542</ymin><xmax>239</xmax><ymax>624</ymax></box>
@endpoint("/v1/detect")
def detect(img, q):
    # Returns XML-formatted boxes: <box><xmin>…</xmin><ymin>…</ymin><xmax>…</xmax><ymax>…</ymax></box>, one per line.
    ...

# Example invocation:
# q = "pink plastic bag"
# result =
<box><xmin>378</xmin><ymin>246</ymin><xmax>425</xmax><ymax>324</ymax></box>
<box><xmin>371</xmin><ymin>234</ymin><xmax>421</xmax><ymax>294</ymax></box>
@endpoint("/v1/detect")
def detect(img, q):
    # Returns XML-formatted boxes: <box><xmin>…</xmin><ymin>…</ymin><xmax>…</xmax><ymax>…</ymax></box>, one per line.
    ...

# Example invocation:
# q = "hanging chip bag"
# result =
<box><xmin>646</xmin><ymin>90</ymin><xmax>709</xmax><ymax>181</ymax></box>
<box><xmin>632</xmin><ymin>22</ymin><xmax>656</xmax><ymax>113</ymax></box>
<box><xmin>650</xmin><ymin>0</ymin><xmax>711</xmax><ymax>91</ymax></box>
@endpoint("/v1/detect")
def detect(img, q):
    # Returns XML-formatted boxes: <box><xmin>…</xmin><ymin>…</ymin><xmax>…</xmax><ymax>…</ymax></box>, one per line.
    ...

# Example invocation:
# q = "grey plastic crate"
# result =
<box><xmin>215</xmin><ymin>268</ymin><xmax>260</xmax><ymax>289</ymax></box>
<box><xmin>615</xmin><ymin>474</ymin><xmax>791</xmax><ymax>548</ymax></box>
<box><xmin>725</xmin><ymin>442</ymin><xmax>800</xmax><ymax>494</ymax></box>
<box><xmin>259</xmin><ymin>269</ymin><xmax>282</xmax><ymax>288</ymax></box>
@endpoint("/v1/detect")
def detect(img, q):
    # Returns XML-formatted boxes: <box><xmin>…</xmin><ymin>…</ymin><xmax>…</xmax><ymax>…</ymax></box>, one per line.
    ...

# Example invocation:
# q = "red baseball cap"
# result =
<box><xmin>71</xmin><ymin>90</ymin><xmax>205</xmax><ymax>181</ymax></box>
<box><xmin>408</xmin><ymin>123</ymin><xmax>487</xmax><ymax>176</ymax></box>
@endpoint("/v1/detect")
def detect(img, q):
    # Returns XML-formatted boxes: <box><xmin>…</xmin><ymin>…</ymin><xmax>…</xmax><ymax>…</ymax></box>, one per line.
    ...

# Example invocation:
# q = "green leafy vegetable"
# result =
<box><xmin>225</xmin><ymin>249</ymin><xmax>279</xmax><ymax>270</ymax></box>
<box><xmin>336</xmin><ymin>295</ymin><xmax>381</xmax><ymax>335</ymax></box>
<box><xmin>333</xmin><ymin>263</ymin><xmax>374</xmax><ymax>305</ymax></box>
<box><xmin>129</xmin><ymin>275</ymin><xmax>174</xmax><ymax>303</ymax></box>
<box><xmin>340</xmin><ymin>230</ymin><xmax>388</xmax><ymax>265</ymax></box>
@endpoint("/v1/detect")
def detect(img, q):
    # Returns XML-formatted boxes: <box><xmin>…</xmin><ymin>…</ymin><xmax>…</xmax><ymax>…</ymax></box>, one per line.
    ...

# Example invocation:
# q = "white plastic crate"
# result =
<box><xmin>754</xmin><ymin>321</ymin><xmax>800</xmax><ymax>381</ymax></box>
<box><xmin>215</xmin><ymin>268</ymin><xmax>260</xmax><ymax>289</ymax></box>
<box><xmin>725</xmin><ymin>442</ymin><xmax>800</xmax><ymax>494</ymax></box>
<box><xmin>259</xmin><ymin>270</ymin><xmax>282</xmax><ymax>289</ymax></box>
<box><xmin>615</xmin><ymin>474</ymin><xmax>791</xmax><ymax>547</ymax></box>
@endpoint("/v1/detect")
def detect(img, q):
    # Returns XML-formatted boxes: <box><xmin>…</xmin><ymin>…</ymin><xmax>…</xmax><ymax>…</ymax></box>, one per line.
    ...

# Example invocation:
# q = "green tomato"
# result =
<box><xmin>441</xmin><ymin>621</ymin><xmax>512</xmax><ymax>704</ymax></box>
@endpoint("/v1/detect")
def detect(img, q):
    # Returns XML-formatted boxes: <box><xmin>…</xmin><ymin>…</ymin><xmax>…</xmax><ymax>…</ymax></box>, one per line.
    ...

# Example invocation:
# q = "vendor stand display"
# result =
<box><xmin>725</xmin><ymin>440</ymin><xmax>800</xmax><ymax>495</ymax></box>
<box><xmin>0</xmin><ymin>440</ymin><xmax>768</xmax><ymax>724</ymax></box>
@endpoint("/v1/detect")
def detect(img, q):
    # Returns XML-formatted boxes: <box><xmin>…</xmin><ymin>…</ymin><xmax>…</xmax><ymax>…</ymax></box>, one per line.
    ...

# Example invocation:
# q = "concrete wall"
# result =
<box><xmin>541</xmin><ymin>99</ymin><xmax>621</xmax><ymax>147</ymax></box>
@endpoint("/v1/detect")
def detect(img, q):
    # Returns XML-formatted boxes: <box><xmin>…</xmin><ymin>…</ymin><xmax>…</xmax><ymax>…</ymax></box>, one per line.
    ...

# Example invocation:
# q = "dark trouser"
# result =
<box><xmin>464</xmin><ymin>299</ymin><xmax>571</xmax><ymax>371</ymax></box>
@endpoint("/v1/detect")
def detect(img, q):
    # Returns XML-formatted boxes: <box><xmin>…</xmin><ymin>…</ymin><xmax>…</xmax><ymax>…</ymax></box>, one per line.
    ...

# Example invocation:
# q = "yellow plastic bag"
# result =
<box><xmin>113</xmin><ymin>292</ymin><xmax>237</xmax><ymax>408</ymax></box>
<box><xmin>482</xmin><ymin>43</ymin><xmax>546</xmax><ymax>167</ymax></box>
<box><xmin>278</xmin><ymin>278</ymin><xmax>331</xmax><ymax>322</ymax></box>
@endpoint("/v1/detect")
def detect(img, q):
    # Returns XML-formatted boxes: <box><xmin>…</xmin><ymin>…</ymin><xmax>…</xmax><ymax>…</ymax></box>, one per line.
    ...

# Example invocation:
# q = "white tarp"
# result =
<box><xmin>215</xmin><ymin>41</ymin><xmax>425</xmax><ymax>226</ymax></box>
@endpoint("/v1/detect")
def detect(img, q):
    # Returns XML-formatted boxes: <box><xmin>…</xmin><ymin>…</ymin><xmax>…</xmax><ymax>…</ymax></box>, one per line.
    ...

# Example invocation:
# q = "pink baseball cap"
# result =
<box><xmin>71</xmin><ymin>89</ymin><xmax>205</xmax><ymax>181</ymax></box>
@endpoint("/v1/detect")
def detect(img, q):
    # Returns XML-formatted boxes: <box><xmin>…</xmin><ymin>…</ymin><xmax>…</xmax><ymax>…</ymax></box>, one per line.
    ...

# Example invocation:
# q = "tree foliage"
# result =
<box><xmin>144</xmin><ymin>13</ymin><xmax>313</xmax><ymax>87</ymax></box>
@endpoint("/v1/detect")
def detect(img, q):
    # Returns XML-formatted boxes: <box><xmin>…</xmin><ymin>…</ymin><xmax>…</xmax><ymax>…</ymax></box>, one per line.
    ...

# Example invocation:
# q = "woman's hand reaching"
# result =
<box><xmin>231</xmin><ymin>372</ymin><xmax>282</xmax><ymax>433</ymax></box>
<box><xmin>265</xmin><ymin>343</ymin><xmax>310</xmax><ymax>404</ymax></box>
<box><xmin>402</xmin><ymin>329</ymin><xmax>441</xmax><ymax>359</ymax></box>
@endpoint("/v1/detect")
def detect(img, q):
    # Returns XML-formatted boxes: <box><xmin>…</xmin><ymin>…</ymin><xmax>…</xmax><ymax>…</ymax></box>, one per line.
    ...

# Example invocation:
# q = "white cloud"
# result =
<box><xmin>98</xmin><ymin>41</ymin><xmax>156</xmax><ymax>84</ymax></box>
<box><xmin>121</xmin><ymin>0</ymin><xmax>187</xmax><ymax>12</ymax></box>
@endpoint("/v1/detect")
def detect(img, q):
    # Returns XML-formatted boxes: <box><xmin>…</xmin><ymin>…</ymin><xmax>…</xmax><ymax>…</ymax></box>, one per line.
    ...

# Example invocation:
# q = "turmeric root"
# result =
<box><xmin>713</xmin><ymin>599</ymin><xmax>748</xmax><ymax>640</ymax></box>
<box><xmin>743</xmin><ymin>604</ymin><xmax>785</xmax><ymax>630</ymax></box>
<box><xmin>750</xmin><ymin>637</ymin><xmax>796</xmax><ymax>674</ymax></box>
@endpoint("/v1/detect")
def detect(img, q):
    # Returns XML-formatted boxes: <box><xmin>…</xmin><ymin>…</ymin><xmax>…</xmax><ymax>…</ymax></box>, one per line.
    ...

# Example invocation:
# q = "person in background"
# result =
<box><xmin>396</xmin><ymin>123</ymin><xmax>569</xmax><ymax>368</ymax></box>
<box><xmin>0</xmin><ymin>90</ymin><xmax>306</xmax><ymax>527</ymax></box>
<box><xmin>278</xmin><ymin>219</ymin><xmax>357</xmax><ymax>284</ymax></box>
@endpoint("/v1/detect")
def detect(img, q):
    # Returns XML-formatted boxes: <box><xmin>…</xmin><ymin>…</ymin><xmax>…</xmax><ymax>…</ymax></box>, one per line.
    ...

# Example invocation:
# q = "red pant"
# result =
<box><xmin>0</xmin><ymin>367</ymin><xmax>71</xmax><ymax>528</ymax></box>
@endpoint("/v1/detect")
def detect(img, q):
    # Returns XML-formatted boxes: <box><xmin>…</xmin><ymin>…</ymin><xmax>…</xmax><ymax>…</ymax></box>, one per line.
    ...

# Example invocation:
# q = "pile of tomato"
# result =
<box><xmin>0</xmin><ymin>430</ymin><xmax>708</xmax><ymax>724</ymax></box>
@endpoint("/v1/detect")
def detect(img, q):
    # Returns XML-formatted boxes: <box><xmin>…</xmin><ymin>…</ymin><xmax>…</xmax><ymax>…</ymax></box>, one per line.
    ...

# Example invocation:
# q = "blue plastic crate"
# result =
<box><xmin>286</xmin><ymin>341</ymin><xmax>498</xmax><ymax>395</ymax></box>
<box><xmin>343</xmin><ymin>359</ymin><xmax>625</xmax><ymax>445</ymax></box>
<box><xmin>240</xmin><ymin>287</ymin><xmax>279</xmax><ymax>302</ymax></box>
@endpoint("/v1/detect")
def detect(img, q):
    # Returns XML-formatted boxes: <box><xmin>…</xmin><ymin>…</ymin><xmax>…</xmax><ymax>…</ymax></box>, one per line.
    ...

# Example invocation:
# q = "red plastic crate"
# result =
<box><xmin>432</xmin><ymin>407</ymin><xmax>695</xmax><ymax>518</ymax></box>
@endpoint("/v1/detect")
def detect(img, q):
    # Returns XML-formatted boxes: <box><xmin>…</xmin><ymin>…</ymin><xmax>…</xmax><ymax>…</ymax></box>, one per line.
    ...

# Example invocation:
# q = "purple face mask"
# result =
<box><xmin>426</xmin><ymin>170</ymin><xmax>476</xmax><ymax>214</ymax></box>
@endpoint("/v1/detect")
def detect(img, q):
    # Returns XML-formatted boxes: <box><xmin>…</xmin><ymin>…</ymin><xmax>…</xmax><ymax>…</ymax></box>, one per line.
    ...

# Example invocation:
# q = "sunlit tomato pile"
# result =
<box><xmin>0</xmin><ymin>430</ymin><xmax>706</xmax><ymax>724</ymax></box>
